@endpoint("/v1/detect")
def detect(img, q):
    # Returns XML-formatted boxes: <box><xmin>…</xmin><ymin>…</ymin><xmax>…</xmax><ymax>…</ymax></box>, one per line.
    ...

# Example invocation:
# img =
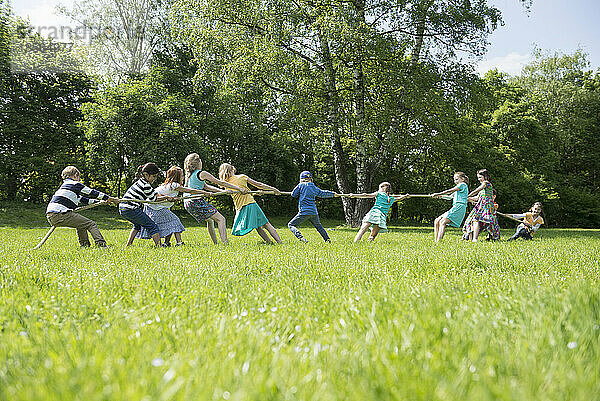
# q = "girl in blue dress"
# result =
<box><xmin>183</xmin><ymin>153</ymin><xmax>246</xmax><ymax>244</ymax></box>
<box><xmin>431</xmin><ymin>172</ymin><xmax>469</xmax><ymax>242</ymax></box>
<box><xmin>353</xmin><ymin>182</ymin><xmax>406</xmax><ymax>242</ymax></box>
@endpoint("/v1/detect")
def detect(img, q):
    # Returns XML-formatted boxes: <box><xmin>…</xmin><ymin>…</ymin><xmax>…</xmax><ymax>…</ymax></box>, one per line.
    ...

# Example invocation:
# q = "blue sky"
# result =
<box><xmin>12</xmin><ymin>0</ymin><xmax>600</xmax><ymax>76</ymax></box>
<box><xmin>477</xmin><ymin>0</ymin><xmax>600</xmax><ymax>75</ymax></box>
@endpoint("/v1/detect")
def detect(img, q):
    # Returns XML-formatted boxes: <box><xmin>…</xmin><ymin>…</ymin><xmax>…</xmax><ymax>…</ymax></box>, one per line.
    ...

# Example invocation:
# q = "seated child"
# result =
<box><xmin>506</xmin><ymin>202</ymin><xmax>544</xmax><ymax>241</ymax></box>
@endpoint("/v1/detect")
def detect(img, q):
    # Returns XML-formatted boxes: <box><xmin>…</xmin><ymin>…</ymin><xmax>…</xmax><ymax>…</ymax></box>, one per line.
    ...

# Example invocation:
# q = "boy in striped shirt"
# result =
<box><xmin>46</xmin><ymin>166</ymin><xmax>118</xmax><ymax>247</ymax></box>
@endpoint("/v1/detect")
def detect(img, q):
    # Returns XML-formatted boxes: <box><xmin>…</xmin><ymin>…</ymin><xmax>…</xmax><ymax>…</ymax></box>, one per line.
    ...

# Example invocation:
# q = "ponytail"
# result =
<box><xmin>477</xmin><ymin>169</ymin><xmax>491</xmax><ymax>182</ymax></box>
<box><xmin>134</xmin><ymin>162</ymin><xmax>160</xmax><ymax>183</ymax></box>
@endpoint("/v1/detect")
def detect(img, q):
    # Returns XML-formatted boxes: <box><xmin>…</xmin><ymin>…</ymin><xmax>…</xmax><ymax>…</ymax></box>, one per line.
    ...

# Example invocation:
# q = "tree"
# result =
<box><xmin>0</xmin><ymin>17</ymin><xmax>94</xmax><ymax>202</ymax></box>
<box><xmin>173</xmin><ymin>0</ymin><xmax>503</xmax><ymax>225</ymax></box>
<box><xmin>58</xmin><ymin>0</ymin><xmax>167</xmax><ymax>79</ymax></box>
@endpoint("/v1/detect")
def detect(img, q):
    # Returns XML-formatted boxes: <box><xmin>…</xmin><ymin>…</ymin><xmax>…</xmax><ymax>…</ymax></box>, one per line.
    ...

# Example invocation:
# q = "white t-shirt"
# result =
<box><xmin>148</xmin><ymin>182</ymin><xmax>181</xmax><ymax>210</ymax></box>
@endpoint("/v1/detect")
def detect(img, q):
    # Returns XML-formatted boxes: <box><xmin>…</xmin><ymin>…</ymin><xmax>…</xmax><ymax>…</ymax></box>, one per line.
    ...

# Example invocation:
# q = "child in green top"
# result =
<box><xmin>431</xmin><ymin>172</ymin><xmax>469</xmax><ymax>242</ymax></box>
<box><xmin>353</xmin><ymin>182</ymin><xmax>406</xmax><ymax>242</ymax></box>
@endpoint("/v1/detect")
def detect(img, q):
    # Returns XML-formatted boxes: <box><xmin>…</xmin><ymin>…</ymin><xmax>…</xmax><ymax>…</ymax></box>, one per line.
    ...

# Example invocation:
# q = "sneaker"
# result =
<box><xmin>299</xmin><ymin>237</ymin><xmax>308</xmax><ymax>243</ymax></box>
<box><xmin>175</xmin><ymin>242</ymin><xmax>185</xmax><ymax>247</ymax></box>
<box><xmin>163</xmin><ymin>242</ymin><xmax>172</xmax><ymax>247</ymax></box>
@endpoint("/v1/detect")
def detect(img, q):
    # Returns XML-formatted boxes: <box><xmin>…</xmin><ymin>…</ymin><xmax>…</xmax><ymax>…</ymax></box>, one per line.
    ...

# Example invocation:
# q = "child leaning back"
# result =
<box><xmin>46</xmin><ymin>166</ymin><xmax>118</xmax><ymax>247</ymax></box>
<box><xmin>119</xmin><ymin>163</ymin><xmax>174</xmax><ymax>247</ymax></box>
<box><xmin>431</xmin><ymin>172</ymin><xmax>469</xmax><ymax>242</ymax></box>
<box><xmin>506</xmin><ymin>202</ymin><xmax>544</xmax><ymax>241</ymax></box>
<box><xmin>288</xmin><ymin>170</ymin><xmax>338</xmax><ymax>243</ymax></box>
<box><xmin>353</xmin><ymin>182</ymin><xmax>406</xmax><ymax>242</ymax></box>
<box><xmin>136</xmin><ymin>166</ymin><xmax>193</xmax><ymax>246</ymax></box>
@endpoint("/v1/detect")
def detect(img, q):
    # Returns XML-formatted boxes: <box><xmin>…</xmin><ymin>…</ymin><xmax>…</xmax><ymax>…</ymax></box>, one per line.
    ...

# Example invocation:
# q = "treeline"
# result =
<box><xmin>1</xmin><ymin>1</ymin><xmax>599</xmax><ymax>227</ymax></box>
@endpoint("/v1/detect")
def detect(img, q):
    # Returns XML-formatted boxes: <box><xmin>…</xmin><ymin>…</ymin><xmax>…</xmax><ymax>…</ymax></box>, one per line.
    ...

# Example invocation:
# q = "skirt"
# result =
<box><xmin>184</xmin><ymin>198</ymin><xmax>218</xmax><ymax>224</ymax></box>
<box><xmin>363</xmin><ymin>208</ymin><xmax>388</xmax><ymax>231</ymax></box>
<box><xmin>232</xmin><ymin>202</ymin><xmax>268</xmax><ymax>236</ymax></box>
<box><xmin>462</xmin><ymin>209</ymin><xmax>501</xmax><ymax>240</ymax></box>
<box><xmin>442</xmin><ymin>202</ymin><xmax>467</xmax><ymax>228</ymax></box>
<box><xmin>136</xmin><ymin>206</ymin><xmax>185</xmax><ymax>239</ymax></box>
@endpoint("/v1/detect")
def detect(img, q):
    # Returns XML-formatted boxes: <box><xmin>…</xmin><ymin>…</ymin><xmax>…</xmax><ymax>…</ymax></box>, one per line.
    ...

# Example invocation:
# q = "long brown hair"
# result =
<box><xmin>477</xmin><ymin>169</ymin><xmax>491</xmax><ymax>181</ymax></box>
<box><xmin>164</xmin><ymin>166</ymin><xmax>184</xmax><ymax>186</ymax></box>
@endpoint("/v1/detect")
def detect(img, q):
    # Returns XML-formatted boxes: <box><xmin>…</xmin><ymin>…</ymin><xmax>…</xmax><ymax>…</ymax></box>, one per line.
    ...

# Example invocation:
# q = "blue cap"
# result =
<box><xmin>300</xmin><ymin>171</ymin><xmax>312</xmax><ymax>180</ymax></box>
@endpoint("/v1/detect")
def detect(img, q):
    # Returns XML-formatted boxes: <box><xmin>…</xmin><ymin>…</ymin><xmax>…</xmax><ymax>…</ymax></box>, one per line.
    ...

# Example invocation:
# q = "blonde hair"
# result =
<box><xmin>454</xmin><ymin>171</ymin><xmax>469</xmax><ymax>184</ymax></box>
<box><xmin>184</xmin><ymin>153</ymin><xmax>202</xmax><ymax>179</ymax></box>
<box><xmin>378</xmin><ymin>181</ymin><xmax>392</xmax><ymax>194</ymax></box>
<box><xmin>219</xmin><ymin>163</ymin><xmax>236</xmax><ymax>181</ymax></box>
<box><xmin>164</xmin><ymin>166</ymin><xmax>184</xmax><ymax>186</ymax></box>
<box><xmin>61</xmin><ymin>166</ymin><xmax>80</xmax><ymax>180</ymax></box>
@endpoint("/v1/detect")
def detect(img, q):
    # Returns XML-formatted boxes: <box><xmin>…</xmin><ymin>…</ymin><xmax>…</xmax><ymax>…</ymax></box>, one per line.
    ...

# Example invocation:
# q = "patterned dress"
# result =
<box><xmin>184</xmin><ymin>170</ymin><xmax>218</xmax><ymax>223</ymax></box>
<box><xmin>462</xmin><ymin>181</ymin><xmax>500</xmax><ymax>240</ymax></box>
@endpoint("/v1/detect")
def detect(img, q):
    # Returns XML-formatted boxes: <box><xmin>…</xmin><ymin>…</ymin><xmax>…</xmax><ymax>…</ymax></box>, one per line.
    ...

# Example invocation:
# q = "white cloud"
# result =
<box><xmin>476</xmin><ymin>52</ymin><xmax>533</xmax><ymax>76</ymax></box>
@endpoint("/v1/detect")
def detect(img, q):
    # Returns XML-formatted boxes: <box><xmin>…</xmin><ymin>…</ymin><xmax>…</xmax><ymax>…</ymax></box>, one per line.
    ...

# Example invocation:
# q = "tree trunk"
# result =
<box><xmin>410</xmin><ymin>0</ymin><xmax>433</xmax><ymax>67</ymax></box>
<box><xmin>350</xmin><ymin>0</ymin><xmax>373</xmax><ymax>226</ymax></box>
<box><xmin>352</xmin><ymin>61</ymin><xmax>372</xmax><ymax>226</ymax></box>
<box><xmin>318</xmin><ymin>32</ymin><xmax>355</xmax><ymax>225</ymax></box>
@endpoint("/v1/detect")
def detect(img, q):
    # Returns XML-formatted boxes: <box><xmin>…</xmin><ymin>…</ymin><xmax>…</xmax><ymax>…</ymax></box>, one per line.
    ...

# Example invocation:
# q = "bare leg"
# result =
<box><xmin>472</xmin><ymin>221</ymin><xmax>481</xmax><ymax>242</ymax></box>
<box><xmin>354</xmin><ymin>222</ymin><xmax>371</xmax><ymax>242</ymax></box>
<box><xmin>368</xmin><ymin>225</ymin><xmax>380</xmax><ymax>241</ymax></box>
<box><xmin>434</xmin><ymin>216</ymin><xmax>441</xmax><ymax>240</ymax></box>
<box><xmin>206</xmin><ymin>219</ymin><xmax>218</xmax><ymax>244</ymax></box>
<box><xmin>436</xmin><ymin>218</ymin><xmax>451</xmax><ymax>242</ymax></box>
<box><xmin>164</xmin><ymin>234</ymin><xmax>172</xmax><ymax>245</ymax></box>
<box><xmin>256</xmin><ymin>226</ymin><xmax>273</xmax><ymax>244</ymax></box>
<box><xmin>263</xmin><ymin>222</ymin><xmax>282</xmax><ymax>244</ymax></box>
<box><xmin>211</xmin><ymin>212</ymin><xmax>228</xmax><ymax>244</ymax></box>
<box><xmin>126</xmin><ymin>228</ymin><xmax>139</xmax><ymax>246</ymax></box>
<box><xmin>175</xmin><ymin>232</ymin><xmax>183</xmax><ymax>244</ymax></box>
<box><xmin>151</xmin><ymin>232</ymin><xmax>161</xmax><ymax>246</ymax></box>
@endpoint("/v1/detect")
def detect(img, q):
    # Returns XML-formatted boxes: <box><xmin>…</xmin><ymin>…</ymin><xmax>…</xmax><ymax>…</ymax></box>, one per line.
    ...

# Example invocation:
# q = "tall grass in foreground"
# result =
<box><xmin>0</xmin><ymin>218</ymin><xmax>599</xmax><ymax>400</ymax></box>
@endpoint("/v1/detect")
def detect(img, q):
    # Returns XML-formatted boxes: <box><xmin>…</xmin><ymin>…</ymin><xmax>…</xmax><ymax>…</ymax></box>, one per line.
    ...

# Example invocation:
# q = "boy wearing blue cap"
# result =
<box><xmin>288</xmin><ymin>171</ymin><xmax>338</xmax><ymax>242</ymax></box>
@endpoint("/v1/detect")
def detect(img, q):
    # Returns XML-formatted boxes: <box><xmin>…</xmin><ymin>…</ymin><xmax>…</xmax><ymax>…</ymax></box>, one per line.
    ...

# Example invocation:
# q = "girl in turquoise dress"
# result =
<box><xmin>463</xmin><ymin>169</ymin><xmax>500</xmax><ymax>242</ymax></box>
<box><xmin>353</xmin><ymin>182</ymin><xmax>407</xmax><ymax>242</ymax></box>
<box><xmin>431</xmin><ymin>172</ymin><xmax>469</xmax><ymax>242</ymax></box>
<box><xmin>183</xmin><ymin>153</ymin><xmax>245</xmax><ymax>244</ymax></box>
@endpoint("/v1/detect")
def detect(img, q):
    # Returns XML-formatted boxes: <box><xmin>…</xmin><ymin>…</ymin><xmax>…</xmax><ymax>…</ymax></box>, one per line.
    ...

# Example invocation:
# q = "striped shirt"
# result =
<box><xmin>119</xmin><ymin>178</ymin><xmax>157</xmax><ymax>210</ymax></box>
<box><xmin>46</xmin><ymin>179</ymin><xmax>109</xmax><ymax>213</ymax></box>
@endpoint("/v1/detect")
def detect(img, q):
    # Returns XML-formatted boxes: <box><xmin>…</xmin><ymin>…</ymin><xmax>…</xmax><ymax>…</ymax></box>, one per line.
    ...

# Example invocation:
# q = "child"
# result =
<box><xmin>46</xmin><ymin>166</ymin><xmax>118</xmax><ymax>247</ymax></box>
<box><xmin>506</xmin><ymin>202</ymin><xmax>545</xmax><ymax>241</ymax></box>
<box><xmin>288</xmin><ymin>170</ymin><xmax>338</xmax><ymax>243</ymax></box>
<box><xmin>218</xmin><ymin>163</ymin><xmax>282</xmax><ymax>244</ymax></box>
<box><xmin>136</xmin><ymin>166</ymin><xmax>213</xmax><ymax>246</ymax></box>
<box><xmin>463</xmin><ymin>169</ymin><xmax>500</xmax><ymax>242</ymax></box>
<box><xmin>463</xmin><ymin>188</ymin><xmax>498</xmax><ymax>241</ymax></box>
<box><xmin>119</xmin><ymin>163</ymin><xmax>172</xmax><ymax>247</ymax></box>
<box><xmin>183</xmin><ymin>153</ymin><xmax>246</xmax><ymax>245</ymax></box>
<box><xmin>431</xmin><ymin>172</ymin><xmax>469</xmax><ymax>242</ymax></box>
<box><xmin>353</xmin><ymin>182</ymin><xmax>406</xmax><ymax>242</ymax></box>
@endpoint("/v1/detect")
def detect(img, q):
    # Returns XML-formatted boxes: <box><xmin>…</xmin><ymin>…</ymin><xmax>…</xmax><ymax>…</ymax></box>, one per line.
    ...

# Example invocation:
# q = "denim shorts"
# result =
<box><xmin>119</xmin><ymin>208</ymin><xmax>160</xmax><ymax>236</ymax></box>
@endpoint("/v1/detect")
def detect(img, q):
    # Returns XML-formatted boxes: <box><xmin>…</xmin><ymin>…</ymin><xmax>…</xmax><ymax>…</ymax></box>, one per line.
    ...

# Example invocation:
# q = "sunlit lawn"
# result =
<box><xmin>1</xmin><ymin>204</ymin><xmax>599</xmax><ymax>400</ymax></box>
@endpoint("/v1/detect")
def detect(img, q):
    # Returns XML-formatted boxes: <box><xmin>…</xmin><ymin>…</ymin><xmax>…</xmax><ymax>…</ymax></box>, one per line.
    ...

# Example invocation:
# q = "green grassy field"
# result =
<box><xmin>1</xmin><ymin>204</ymin><xmax>599</xmax><ymax>400</ymax></box>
